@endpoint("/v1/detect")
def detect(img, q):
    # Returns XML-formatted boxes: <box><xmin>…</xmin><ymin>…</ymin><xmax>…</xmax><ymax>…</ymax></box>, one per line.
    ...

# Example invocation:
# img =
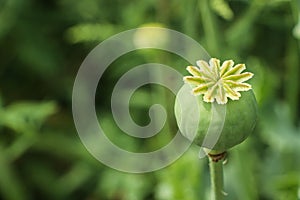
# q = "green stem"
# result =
<box><xmin>198</xmin><ymin>0</ymin><xmax>222</xmax><ymax>56</ymax></box>
<box><xmin>209</xmin><ymin>154</ymin><xmax>225</xmax><ymax>200</ymax></box>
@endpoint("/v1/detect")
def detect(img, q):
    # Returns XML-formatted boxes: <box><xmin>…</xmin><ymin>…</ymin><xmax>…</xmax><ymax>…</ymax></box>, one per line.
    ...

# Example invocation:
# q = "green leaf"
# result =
<box><xmin>0</xmin><ymin>101</ymin><xmax>57</xmax><ymax>134</ymax></box>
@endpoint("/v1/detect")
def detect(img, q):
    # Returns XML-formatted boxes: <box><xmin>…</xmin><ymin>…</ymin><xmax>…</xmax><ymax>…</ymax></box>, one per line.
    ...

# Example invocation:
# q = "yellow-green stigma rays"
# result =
<box><xmin>183</xmin><ymin>58</ymin><xmax>254</xmax><ymax>104</ymax></box>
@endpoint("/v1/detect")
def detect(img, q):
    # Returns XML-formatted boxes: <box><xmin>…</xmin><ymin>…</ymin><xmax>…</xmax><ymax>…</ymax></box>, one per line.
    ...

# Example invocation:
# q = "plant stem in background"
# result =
<box><xmin>198</xmin><ymin>0</ymin><xmax>222</xmax><ymax>56</ymax></box>
<box><xmin>208</xmin><ymin>152</ymin><xmax>226</xmax><ymax>200</ymax></box>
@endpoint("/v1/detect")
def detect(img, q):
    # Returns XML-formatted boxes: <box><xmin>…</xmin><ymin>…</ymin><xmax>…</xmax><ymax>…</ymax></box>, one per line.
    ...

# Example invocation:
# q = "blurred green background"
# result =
<box><xmin>0</xmin><ymin>0</ymin><xmax>300</xmax><ymax>199</ymax></box>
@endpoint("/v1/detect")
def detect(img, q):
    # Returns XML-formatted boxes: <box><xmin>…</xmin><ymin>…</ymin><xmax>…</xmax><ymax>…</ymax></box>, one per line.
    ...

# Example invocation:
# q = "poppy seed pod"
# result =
<box><xmin>175</xmin><ymin>58</ymin><xmax>258</xmax><ymax>153</ymax></box>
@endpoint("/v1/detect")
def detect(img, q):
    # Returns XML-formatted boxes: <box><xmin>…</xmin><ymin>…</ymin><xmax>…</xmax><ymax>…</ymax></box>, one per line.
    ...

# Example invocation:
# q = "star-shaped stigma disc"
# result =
<box><xmin>184</xmin><ymin>58</ymin><xmax>254</xmax><ymax>104</ymax></box>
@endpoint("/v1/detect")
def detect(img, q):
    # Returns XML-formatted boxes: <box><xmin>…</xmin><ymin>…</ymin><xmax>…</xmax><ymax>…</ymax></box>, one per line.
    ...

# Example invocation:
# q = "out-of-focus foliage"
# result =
<box><xmin>0</xmin><ymin>0</ymin><xmax>299</xmax><ymax>200</ymax></box>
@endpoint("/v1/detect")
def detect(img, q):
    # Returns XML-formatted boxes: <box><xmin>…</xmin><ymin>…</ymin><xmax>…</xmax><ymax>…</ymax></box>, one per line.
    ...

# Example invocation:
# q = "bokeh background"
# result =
<box><xmin>0</xmin><ymin>0</ymin><xmax>300</xmax><ymax>199</ymax></box>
